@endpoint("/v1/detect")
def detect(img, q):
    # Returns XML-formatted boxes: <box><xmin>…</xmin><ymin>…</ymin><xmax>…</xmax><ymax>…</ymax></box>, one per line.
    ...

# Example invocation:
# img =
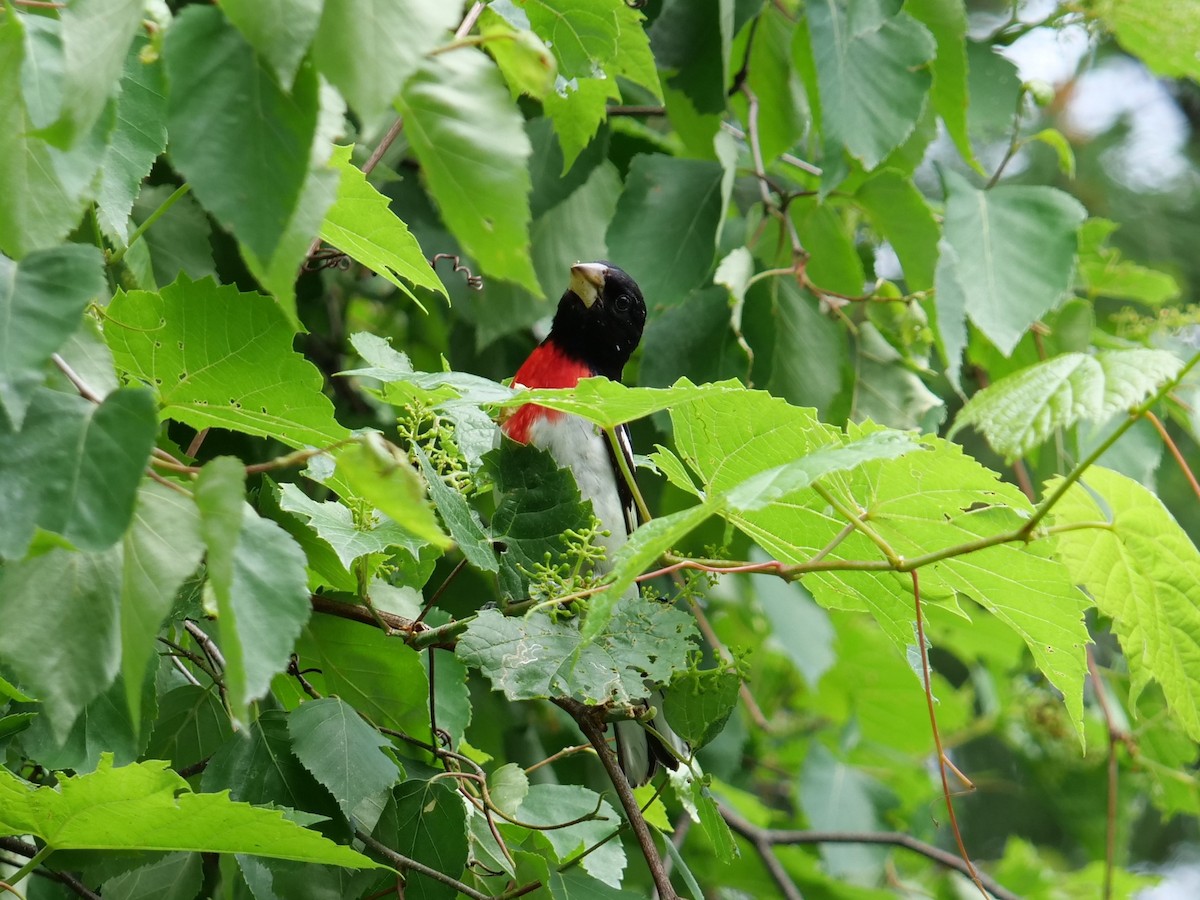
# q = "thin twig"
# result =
<box><xmin>1145</xmin><ymin>410</ymin><xmax>1200</xmax><ymax>501</ymax></box>
<box><xmin>51</xmin><ymin>354</ymin><xmax>104</xmax><ymax>403</ymax></box>
<box><xmin>525</xmin><ymin>743</ymin><xmax>595</xmax><ymax>775</ymax></box>
<box><xmin>184</xmin><ymin>620</ymin><xmax>226</xmax><ymax>671</ymax></box>
<box><xmin>110</xmin><ymin>183</ymin><xmax>191</xmax><ymax>266</ymax></box>
<box><xmin>1088</xmin><ymin>649</ymin><xmax>1124</xmax><ymax>900</ymax></box>
<box><xmin>355</xmin><ymin>829</ymin><xmax>494</xmax><ymax>900</ymax></box>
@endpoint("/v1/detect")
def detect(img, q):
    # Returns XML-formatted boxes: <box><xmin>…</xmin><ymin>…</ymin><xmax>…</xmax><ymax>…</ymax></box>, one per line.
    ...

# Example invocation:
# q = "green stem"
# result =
<box><xmin>110</xmin><ymin>183</ymin><xmax>191</xmax><ymax>266</ymax></box>
<box><xmin>812</xmin><ymin>483</ymin><xmax>901</xmax><ymax>567</ymax></box>
<box><xmin>604</xmin><ymin>426</ymin><xmax>653</xmax><ymax>525</ymax></box>
<box><xmin>8</xmin><ymin>843</ymin><xmax>53</xmax><ymax>887</ymax></box>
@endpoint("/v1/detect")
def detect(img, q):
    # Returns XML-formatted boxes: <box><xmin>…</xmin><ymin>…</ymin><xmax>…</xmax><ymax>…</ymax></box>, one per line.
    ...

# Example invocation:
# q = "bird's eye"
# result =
<box><xmin>614</xmin><ymin>294</ymin><xmax>631</xmax><ymax>312</ymax></box>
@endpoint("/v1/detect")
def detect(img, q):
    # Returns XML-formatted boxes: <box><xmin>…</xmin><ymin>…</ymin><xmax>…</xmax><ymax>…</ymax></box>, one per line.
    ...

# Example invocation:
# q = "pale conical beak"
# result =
<box><xmin>569</xmin><ymin>262</ymin><xmax>607</xmax><ymax>308</ymax></box>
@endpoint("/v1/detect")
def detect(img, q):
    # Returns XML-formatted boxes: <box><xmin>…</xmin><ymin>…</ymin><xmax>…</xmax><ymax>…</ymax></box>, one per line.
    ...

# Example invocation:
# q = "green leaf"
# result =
<box><xmin>854</xmin><ymin>169</ymin><xmax>938</xmax><ymax>291</ymax></box>
<box><xmin>851</xmin><ymin>321</ymin><xmax>945</xmax><ymax>431</ymax></box>
<box><xmin>807</xmin><ymin>0</ymin><xmax>935</xmax><ymax>170</ymax></box>
<box><xmin>279</xmin><ymin>482</ymin><xmax>426</xmax><ymax>574</ymax></box>
<box><xmin>0</xmin><ymin>548</ymin><xmax>120</xmax><ymax>742</ymax></box>
<box><xmin>101</xmin><ymin>852</ymin><xmax>204</xmax><ymax>900</ymax></box>
<box><xmin>319</xmin><ymin>145</ymin><xmax>447</xmax><ymax>307</ymax></box>
<box><xmin>289</xmin><ymin>697</ymin><xmax>402</xmax><ymax>822</ymax></box>
<box><xmin>196</xmin><ymin>458</ymin><xmax>312</xmax><ymax>721</ymax></box>
<box><xmin>530</xmin><ymin>161</ymin><xmax>622</xmax><ymax>299</ymax></box>
<box><xmin>541</xmin><ymin>73</ymin><xmax>618</xmax><ymax>175</ymax></box>
<box><xmin>690</xmin><ymin>781</ymin><xmax>738</xmax><ymax>865</ymax></box>
<box><xmin>219</xmin><ymin>0</ymin><xmax>324</xmax><ymax>87</ymax></box>
<box><xmin>0</xmin><ymin>12</ymin><xmax>100</xmax><ymax>257</ymax></box>
<box><xmin>51</xmin><ymin>0</ymin><xmax>143</xmax><ymax>145</ymax></box>
<box><xmin>397</xmin><ymin>48</ymin><xmax>539</xmax><ymax>292</ymax></box>
<box><xmin>164</xmin><ymin>7</ymin><xmax>319</xmax><ymax>266</ymax></box>
<box><xmin>392</xmin><ymin>779</ymin><xmax>469</xmax><ymax>900</ymax></box>
<box><xmin>664</xmin><ymin>668</ymin><xmax>740</xmax><ymax>749</ymax></box>
<box><xmin>315</xmin><ymin>0</ymin><xmax>461</xmax><ymax>123</ymax></box>
<box><xmin>336</xmin><ymin>439</ymin><xmax>451</xmax><ymax>549</ymax></box>
<box><xmin>411</xmin><ymin>445</ymin><xmax>495</xmax><ymax>568</ymax></box>
<box><xmin>0</xmin><ymin>754</ymin><xmax>379</xmax><ymax>866</ymax></box>
<box><xmin>950</xmin><ymin>349</ymin><xmax>1182</xmax><ymax>461</ymax></box>
<box><xmin>0</xmin><ymin>243</ymin><xmax>105</xmax><ymax>427</ymax></box>
<box><xmin>732</xmin><ymin>4</ymin><xmax>806</xmax><ymax>164</ymax></box>
<box><xmin>933</xmin><ymin>238</ymin><xmax>969</xmax><ymax>390</ymax></box>
<box><xmin>523</xmin><ymin>0</ymin><xmax>620</xmax><ymax>80</ymax></box>
<box><xmin>0</xmin><ymin>387</ymin><xmax>157</xmax><ymax>558</ymax></box>
<box><xmin>1090</xmin><ymin>0</ymin><xmax>1200</xmax><ymax>82</ymax></box>
<box><xmin>799</xmin><ymin>744</ymin><xmax>891</xmax><ymax>880</ymax></box>
<box><xmin>146</xmin><ymin>685</ymin><xmax>234</xmax><ymax>773</ymax></box>
<box><xmin>650</xmin><ymin>0</ymin><xmax>735</xmax><ymax>115</ymax></box>
<box><xmin>940</xmin><ymin>169</ymin><xmax>1087</xmax><ymax>356</ymax></box>
<box><xmin>488</xmin><ymin>763</ymin><xmax>529</xmax><ymax>817</ymax></box>
<box><xmin>130</xmin><ymin>185</ymin><xmax>217</xmax><ymax>289</ymax></box>
<box><xmin>295</xmin><ymin>615</ymin><xmax>431</xmax><ymax>739</ymax></box>
<box><xmin>606</xmin><ymin>155</ymin><xmax>727</xmax><ymax>309</ymax></box>
<box><xmin>120</xmin><ymin>482</ymin><xmax>205</xmax><ymax>731</ymax></box>
<box><xmin>480</xmin><ymin>10</ymin><xmax>557</xmax><ymax>100</ymax></box>
<box><xmin>1076</xmin><ymin>218</ymin><xmax>1180</xmax><ymax>305</ymax></box>
<box><xmin>486</xmin><ymin>441</ymin><xmax>598</xmax><ymax>602</ymax></box>
<box><xmin>905</xmin><ymin>0</ymin><xmax>977</xmax><ymax>170</ymax></box>
<box><xmin>105</xmin><ymin>276</ymin><xmax>349</xmax><ymax>450</ymax></box>
<box><xmin>1051</xmin><ymin>467</ymin><xmax>1200</xmax><ymax>741</ymax></box>
<box><xmin>95</xmin><ymin>39</ymin><xmax>168</xmax><ymax>242</ymax></box>
<box><xmin>511</xmin><ymin>784</ymin><xmax>625</xmax><ymax>887</ymax></box>
<box><xmin>457</xmin><ymin>596</ymin><xmax>697</xmax><ymax>705</ymax></box>
<box><xmin>1028</xmin><ymin>128</ymin><xmax>1076</xmax><ymax>180</ymax></box>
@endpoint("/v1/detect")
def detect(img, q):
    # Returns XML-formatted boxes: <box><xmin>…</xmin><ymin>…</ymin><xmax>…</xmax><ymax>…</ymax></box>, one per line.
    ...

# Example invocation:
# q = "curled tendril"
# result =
<box><xmin>430</xmin><ymin>253</ymin><xmax>484</xmax><ymax>290</ymax></box>
<box><xmin>304</xmin><ymin>246</ymin><xmax>352</xmax><ymax>271</ymax></box>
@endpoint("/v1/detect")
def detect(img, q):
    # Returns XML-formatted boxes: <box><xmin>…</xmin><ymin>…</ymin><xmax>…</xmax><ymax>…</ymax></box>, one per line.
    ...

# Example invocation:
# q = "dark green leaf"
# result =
<box><xmin>0</xmin><ymin>243</ymin><xmax>105</xmax><ymax>427</ymax></box>
<box><xmin>799</xmin><ymin>744</ymin><xmax>891</xmax><ymax>880</ymax></box>
<box><xmin>854</xmin><ymin>169</ymin><xmax>938</xmax><ymax>291</ymax></box>
<box><xmin>906</xmin><ymin>0</ymin><xmax>977</xmax><ymax>169</ymax></box>
<box><xmin>101</xmin><ymin>852</ymin><xmax>204</xmax><ymax>900</ymax></box>
<box><xmin>0</xmin><ymin>387</ymin><xmax>157</xmax><ymax>558</ymax></box>
<box><xmin>392</xmin><ymin>779</ymin><xmax>468</xmax><ymax>900</ymax></box>
<box><xmin>413</xmin><ymin>446</ymin><xmax>496</xmax><ymax>570</ymax></box>
<box><xmin>664</xmin><ymin>668</ymin><xmax>740</xmax><ymax>748</ymax></box>
<box><xmin>511</xmin><ymin>784</ymin><xmax>625</xmax><ymax>887</ymax></box>
<box><xmin>606</xmin><ymin>154</ymin><xmax>726</xmax><ymax>309</ymax></box>
<box><xmin>397</xmin><ymin>49</ymin><xmax>539</xmax><ymax>291</ymax></box>
<box><xmin>164</xmin><ymin>7</ymin><xmax>319</xmax><ymax>265</ymax></box>
<box><xmin>147</xmin><ymin>685</ymin><xmax>233</xmax><ymax>773</ymax></box>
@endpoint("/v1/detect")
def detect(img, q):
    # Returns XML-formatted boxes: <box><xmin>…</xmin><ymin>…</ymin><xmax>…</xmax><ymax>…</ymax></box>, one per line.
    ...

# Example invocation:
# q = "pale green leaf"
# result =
<box><xmin>906</xmin><ymin>0</ymin><xmax>977</xmax><ymax>170</ymax></box>
<box><xmin>543</xmin><ymin>75</ymin><xmax>618</xmax><ymax>174</ymax></box>
<box><xmin>933</xmin><ymin>238</ymin><xmax>969</xmax><ymax>390</ymax></box>
<box><xmin>480</xmin><ymin>10</ymin><xmax>557</xmax><ymax>100</ymax></box>
<box><xmin>52</xmin><ymin>0</ymin><xmax>143</xmax><ymax>144</ymax></box>
<box><xmin>1052</xmin><ymin>467</ymin><xmax>1200</xmax><ymax>740</ymax></box>
<box><xmin>514</xmin><ymin>784</ymin><xmax>625</xmax><ymax>886</ymax></box>
<box><xmin>289</xmin><ymin>697</ymin><xmax>402</xmax><ymax>821</ymax></box>
<box><xmin>1076</xmin><ymin>218</ymin><xmax>1180</xmax><ymax>306</ymax></box>
<box><xmin>336</xmin><ymin>439</ymin><xmax>450</xmax><ymax>549</ymax></box>
<box><xmin>320</xmin><ymin>145</ymin><xmax>447</xmax><ymax>306</ymax></box>
<box><xmin>218</xmin><ymin>0</ymin><xmax>324</xmax><ymax>87</ymax></box>
<box><xmin>800</xmin><ymin>744</ymin><xmax>890</xmax><ymax>879</ymax></box>
<box><xmin>1091</xmin><ymin>0</ymin><xmax>1200</xmax><ymax>82</ymax></box>
<box><xmin>488</xmin><ymin>764</ymin><xmax>529</xmax><ymax>817</ymax></box>
<box><xmin>951</xmin><ymin>350</ymin><xmax>1182</xmax><ymax>461</ymax></box>
<box><xmin>941</xmin><ymin>169</ymin><xmax>1087</xmax><ymax>356</ymax></box>
<box><xmin>101</xmin><ymin>852</ymin><xmax>204</xmax><ymax>900</ymax></box>
<box><xmin>105</xmin><ymin>276</ymin><xmax>349</xmax><ymax>450</ymax></box>
<box><xmin>807</xmin><ymin>0</ymin><xmax>936</xmax><ymax>169</ymax></box>
<box><xmin>279</xmin><ymin>483</ymin><xmax>426</xmax><ymax>573</ymax></box>
<box><xmin>0</xmin><ymin>243</ymin><xmax>105</xmax><ymax>427</ymax></box>
<box><xmin>0</xmin><ymin>755</ymin><xmax>380</xmax><ymax>867</ymax></box>
<box><xmin>397</xmin><ymin>49</ymin><xmax>539</xmax><ymax>291</ymax></box>
<box><xmin>457</xmin><ymin>596</ymin><xmax>697</xmax><ymax>705</ymax></box>
<box><xmin>1029</xmin><ymin>127</ymin><xmax>1076</xmax><ymax>180</ymax></box>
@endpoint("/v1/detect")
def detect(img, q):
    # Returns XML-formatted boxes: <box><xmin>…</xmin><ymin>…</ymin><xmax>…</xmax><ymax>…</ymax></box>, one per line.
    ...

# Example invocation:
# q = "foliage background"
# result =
<box><xmin>3</xmin><ymin>0</ymin><xmax>1200</xmax><ymax>898</ymax></box>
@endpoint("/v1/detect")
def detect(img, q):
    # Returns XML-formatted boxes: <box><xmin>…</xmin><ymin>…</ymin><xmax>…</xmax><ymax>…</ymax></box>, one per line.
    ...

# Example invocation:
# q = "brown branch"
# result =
<box><xmin>355</xmin><ymin>829</ymin><xmax>495</xmax><ymax>900</ymax></box>
<box><xmin>1145</xmin><ymin>409</ymin><xmax>1200</xmax><ymax>502</ymax></box>
<box><xmin>554</xmin><ymin>698</ymin><xmax>678</xmax><ymax>899</ymax></box>
<box><xmin>719</xmin><ymin>804</ymin><xmax>1020</xmax><ymax>900</ymax></box>
<box><xmin>0</xmin><ymin>839</ymin><xmax>100</xmax><ymax>900</ymax></box>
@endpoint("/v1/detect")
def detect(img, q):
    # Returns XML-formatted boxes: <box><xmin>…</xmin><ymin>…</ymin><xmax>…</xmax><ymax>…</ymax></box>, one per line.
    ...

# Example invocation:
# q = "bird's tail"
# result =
<box><xmin>614</xmin><ymin>690</ymin><xmax>689</xmax><ymax>787</ymax></box>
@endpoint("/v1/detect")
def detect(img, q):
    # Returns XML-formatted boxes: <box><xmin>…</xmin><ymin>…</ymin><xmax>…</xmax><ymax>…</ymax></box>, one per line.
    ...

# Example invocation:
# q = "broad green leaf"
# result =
<box><xmin>130</xmin><ymin>185</ymin><xmax>217</xmax><ymax>289</ymax></box>
<box><xmin>0</xmin><ymin>548</ymin><xmax>121</xmax><ymax>742</ymax></box>
<box><xmin>542</xmin><ymin>73</ymin><xmax>618</xmax><ymax>174</ymax></box>
<box><xmin>398</xmin><ymin>49</ymin><xmax>539</xmax><ymax>291</ymax></box>
<box><xmin>345</xmin><ymin>332</ymin><xmax>514</xmax><ymax>405</ymax></box>
<box><xmin>120</xmin><ymin>482</ymin><xmax>204</xmax><ymax>730</ymax></box>
<box><xmin>391</xmin><ymin>779</ymin><xmax>469</xmax><ymax>900</ymax></box>
<box><xmin>605</xmin><ymin>155</ymin><xmax>727</xmax><ymax>309</ymax></box>
<box><xmin>289</xmin><ymin>697</ymin><xmax>402</xmax><ymax>822</ymax></box>
<box><xmin>799</xmin><ymin>744</ymin><xmax>890</xmax><ymax>880</ymax></box>
<box><xmin>764</xmin><ymin>279</ymin><xmax>849</xmax><ymax>416</ymax></box>
<box><xmin>164</xmin><ymin>7</ymin><xmax>319</xmax><ymax>266</ymax></box>
<box><xmin>0</xmin><ymin>754</ymin><xmax>378</xmax><ymax>867</ymax></box>
<box><xmin>854</xmin><ymin>169</ymin><xmax>938</xmax><ymax>291</ymax></box>
<box><xmin>690</xmin><ymin>781</ymin><xmax>738</xmax><ymax>865</ymax></box>
<box><xmin>1051</xmin><ymin>467</ymin><xmax>1200</xmax><ymax>740</ymax></box>
<box><xmin>52</xmin><ymin>0</ymin><xmax>143</xmax><ymax>145</ymax></box>
<box><xmin>105</xmin><ymin>276</ymin><xmax>349</xmax><ymax>450</ymax></box>
<box><xmin>650</xmin><ymin>0</ymin><xmax>735</xmax><ymax>115</ymax></box>
<box><xmin>480</xmin><ymin>10</ymin><xmax>557</xmax><ymax>100</ymax></box>
<box><xmin>0</xmin><ymin>387</ymin><xmax>157</xmax><ymax>558</ymax></box>
<box><xmin>488</xmin><ymin>764</ymin><xmax>529</xmax><ymax>817</ymax></box>
<box><xmin>319</xmin><ymin>145</ymin><xmax>447</xmax><ymax>307</ymax></box>
<box><xmin>101</xmin><ymin>852</ymin><xmax>204</xmax><ymax>900</ymax></box>
<box><xmin>219</xmin><ymin>0</ymin><xmax>324</xmax><ymax>87</ymax></box>
<box><xmin>457</xmin><ymin>596</ymin><xmax>697</xmax><ymax>705</ymax></box>
<box><xmin>933</xmin><ymin>238</ymin><xmax>969</xmax><ymax>390</ymax></box>
<box><xmin>412</xmin><ymin>446</ymin><xmax>495</xmax><ymax>568</ymax></box>
<box><xmin>295</xmin><ymin>615</ymin><xmax>431</xmax><ymax>739</ymax></box>
<box><xmin>523</xmin><ymin>0</ymin><xmax>620</xmax><ymax>80</ymax></box>
<box><xmin>509</xmin><ymin>784</ymin><xmax>626</xmax><ymax>887</ymax></box>
<box><xmin>19</xmin><ymin>14</ymin><xmax>64</xmax><ymax>130</ymax></box>
<box><xmin>1077</xmin><ymin>218</ymin><xmax>1180</xmax><ymax>305</ymax></box>
<box><xmin>146</xmin><ymin>685</ymin><xmax>234</xmax><ymax>773</ymax></box>
<box><xmin>486</xmin><ymin>441</ymin><xmax>598</xmax><ymax>602</ymax></box>
<box><xmin>279</xmin><ymin>483</ymin><xmax>426</xmax><ymax>573</ymax></box>
<box><xmin>0</xmin><ymin>243</ymin><xmax>105</xmax><ymax>427</ymax></box>
<box><xmin>530</xmin><ymin>161</ymin><xmax>622</xmax><ymax>299</ymax></box>
<box><xmin>664</xmin><ymin>667</ymin><xmax>740</xmax><ymax>749</ymax></box>
<box><xmin>950</xmin><ymin>349</ymin><xmax>1182</xmax><ymax>461</ymax></box>
<box><xmin>851</xmin><ymin>322</ymin><xmax>945</xmax><ymax>431</ymax></box>
<box><xmin>336</xmin><ymin>439</ymin><xmax>450</xmax><ymax>549</ymax></box>
<box><xmin>807</xmin><ymin>0</ymin><xmax>936</xmax><ymax>170</ymax></box>
<box><xmin>941</xmin><ymin>169</ymin><xmax>1087</xmax><ymax>356</ymax></box>
<box><xmin>0</xmin><ymin>13</ymin><xmax>101</xmax><ymax>257</ymax></box>
<box><xmin>315</xmin><ymin>0</ymin><xmax>462</xmax><ymax>123</ymax></box>
<box><xmin>1091</xmin><ymin>0</ymin><xmax>1200</xmax><ymax>82</ymax></box>
<box><xmin>906</xmin><ymin>0</ymin><xmax>977</xmax><ymax>169</ymax></box>
<box><xmin>733</xmin><ymin>4</ymin><xmax>806</xmax><ymax>164</ymax></box>
<box><xmin>753</xmin><ymin>573</ymin><xmax>835</xmax><ymax>689</ymax></box>
<box><xmin>95</xmin><ymin>39</ymin><xmax>168</xmax><ymax>242</ymax></box>
<box><xmin>196</xmin><ymin>459</ymin><xmax>312</xmax><ymax>721</ymax></box>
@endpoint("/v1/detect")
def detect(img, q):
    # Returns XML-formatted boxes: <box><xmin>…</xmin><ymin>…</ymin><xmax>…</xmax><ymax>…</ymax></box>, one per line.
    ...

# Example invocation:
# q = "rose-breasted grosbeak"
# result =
<box><xmin>502</xmin><ymin>261</ymin><xmax>684</xmax><ymax>786</ymax></box>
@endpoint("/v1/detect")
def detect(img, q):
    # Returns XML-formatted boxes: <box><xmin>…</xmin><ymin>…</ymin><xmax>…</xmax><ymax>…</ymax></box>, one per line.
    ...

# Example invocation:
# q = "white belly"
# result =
<box><xmin>526</xmin><ymin>414</ymin><xmax>628</xmax><ymax>572</ymax></box>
